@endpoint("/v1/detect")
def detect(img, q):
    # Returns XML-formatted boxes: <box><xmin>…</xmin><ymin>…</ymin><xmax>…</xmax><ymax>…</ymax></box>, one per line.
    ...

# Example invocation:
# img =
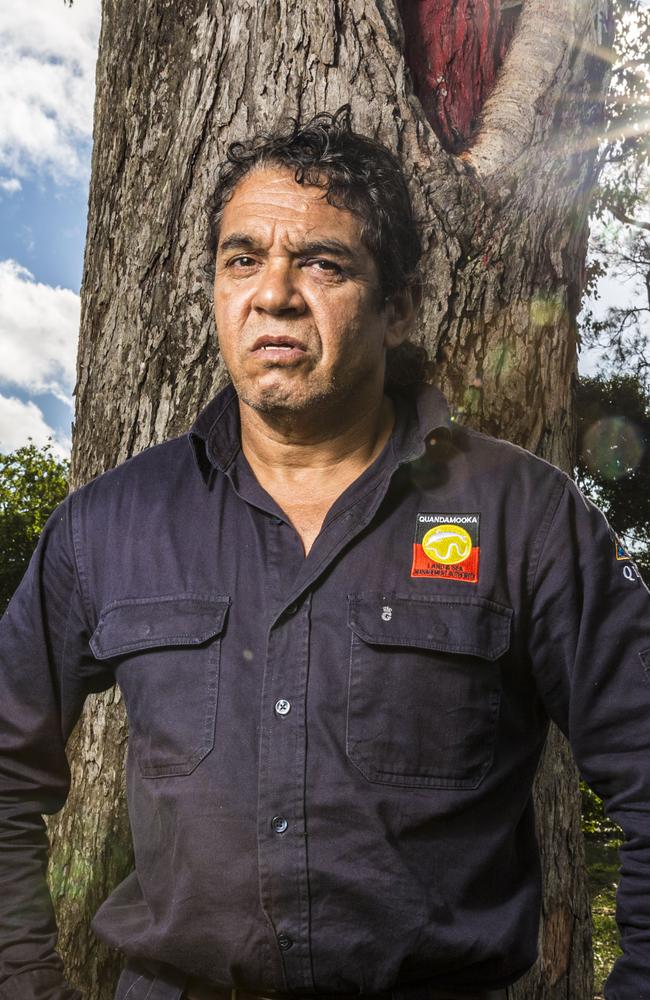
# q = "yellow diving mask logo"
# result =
<box><xmin>421</xmin><ymin>524</ymin><xmax>473</xmax><ymax>565</ymax></box>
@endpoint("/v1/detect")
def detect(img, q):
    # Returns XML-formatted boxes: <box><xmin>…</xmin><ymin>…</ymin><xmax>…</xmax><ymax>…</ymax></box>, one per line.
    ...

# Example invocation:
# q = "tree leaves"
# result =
<box><xmin>577</xmin><ymin>375</ymin><xmax>650</xmax><ymax>574</ymax></box>
<box><xmin>0</xmin><ymin>441</ymin><xmax>69</xmax><ymax>612</ymax></box>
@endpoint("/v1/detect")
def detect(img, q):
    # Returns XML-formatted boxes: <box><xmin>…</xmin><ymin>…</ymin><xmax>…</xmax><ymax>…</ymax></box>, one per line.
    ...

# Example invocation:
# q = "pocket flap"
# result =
<box><xmin>90</xmin><ymin>595</ymin><xmax>230</xmax><ymax>659</ymax></box>
<box><xmin>348</xmin><ymin>594</ymin><xmax>512</xmax><ymax>661</ymax></box>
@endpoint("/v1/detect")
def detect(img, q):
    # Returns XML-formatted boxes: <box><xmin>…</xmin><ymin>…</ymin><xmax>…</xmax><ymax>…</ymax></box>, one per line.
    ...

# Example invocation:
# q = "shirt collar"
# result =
<box><xmin>396</xmin><ymin>382</ymin><xmax>453</xmax><ymax>462</ymax></box>
<box><xmin>188</xmin><ymin>381</ymin><xmax>452</xmax><ymax>486</ymax></box>
<box><xmin>189</xmin><ymin>382</ymin><xmax>241</xmax><ymax>481</ymax></box>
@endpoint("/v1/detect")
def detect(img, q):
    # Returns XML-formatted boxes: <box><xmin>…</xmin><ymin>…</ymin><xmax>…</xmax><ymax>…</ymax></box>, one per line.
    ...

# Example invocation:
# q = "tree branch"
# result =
<box><xmin>605</xmin><ymin>201</ymin><xmax>650</xmax><ymax>232</ymax></box>
<box><xmin>464</xmin><ymin>0</ymin><xmax>604</xmax><ymax>179</ymax></box>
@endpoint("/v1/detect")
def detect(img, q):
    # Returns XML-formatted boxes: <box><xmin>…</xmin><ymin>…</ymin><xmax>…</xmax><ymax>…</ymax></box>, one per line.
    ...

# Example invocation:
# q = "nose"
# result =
<box><xmin>251</xmin><ymin>260</ymin><xmax>306</xmax><ymax>315</ymax></box>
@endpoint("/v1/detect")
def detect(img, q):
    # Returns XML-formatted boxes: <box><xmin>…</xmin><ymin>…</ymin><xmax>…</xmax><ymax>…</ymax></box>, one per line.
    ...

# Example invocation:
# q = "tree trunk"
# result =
<box><xmin>49</xmin><ymin>1</ymin><xmax>613</xmax><ymax>997</ymax></box>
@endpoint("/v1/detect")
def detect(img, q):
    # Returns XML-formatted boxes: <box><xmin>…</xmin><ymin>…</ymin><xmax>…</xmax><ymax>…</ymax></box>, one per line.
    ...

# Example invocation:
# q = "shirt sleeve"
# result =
<box><xmin>0</xmin><ymin>495</ymin><xmax>113</xmax><ymax>1000</ymax></box>
<box><xmin>527</xmin><ymin>476</ymin><xmax>650</xmax><ymax>1000</ymax></box>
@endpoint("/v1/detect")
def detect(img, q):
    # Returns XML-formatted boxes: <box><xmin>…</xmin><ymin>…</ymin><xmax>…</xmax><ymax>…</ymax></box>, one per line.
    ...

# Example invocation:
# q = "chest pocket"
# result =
<box><xmin>347</xmin><ymin>594</ymin><xmax>512</xmax><ymax>790</ymax></box>
<box><xmin>90</xmin><ymin>594</ymin><xmax>230</xmax><ymax>778</ymax></box>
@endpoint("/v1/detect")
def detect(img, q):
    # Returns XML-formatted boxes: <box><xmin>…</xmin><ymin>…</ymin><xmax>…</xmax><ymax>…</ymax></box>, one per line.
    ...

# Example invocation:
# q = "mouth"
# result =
<box><xmin>250</xmin><ymin>335</ymin><xmax>307</xmax><ymax>362</ymax></box>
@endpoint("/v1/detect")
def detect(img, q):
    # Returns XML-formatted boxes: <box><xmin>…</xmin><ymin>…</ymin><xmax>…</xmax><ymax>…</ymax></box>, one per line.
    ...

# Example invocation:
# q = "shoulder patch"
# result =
<box><xmin>608</xmin><ymin>523</ymin><xmax>632</xmax><ymax>562</ymax></box>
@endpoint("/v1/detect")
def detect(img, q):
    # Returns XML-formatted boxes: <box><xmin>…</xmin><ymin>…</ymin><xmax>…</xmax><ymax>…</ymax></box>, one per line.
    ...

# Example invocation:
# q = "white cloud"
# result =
<box><xmin>0</xmin><ymin>259</ymin><xmax>79</xmax><ymax>399</ymax></box>
<box><xmin>0</xmin><ymin>1</ymin><xmax>101</xmax><ymax>182</ymax></box>
<box><xmin>0</xmin><ymin>394</ymin><xmax>70</xmax><ymax>458</ymax></box>
<box><xmin>0</xmin><ymin>177</ymin><xmax>21</xmax><ymax>194</ymax></box>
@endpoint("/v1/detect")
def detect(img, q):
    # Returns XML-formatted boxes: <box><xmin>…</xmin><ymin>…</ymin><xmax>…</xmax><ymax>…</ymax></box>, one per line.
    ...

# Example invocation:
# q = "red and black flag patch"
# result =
<box><xmin>411</xmin><ymin>512</ymin><xmax>480</xmax><ymax>583</ymax></box>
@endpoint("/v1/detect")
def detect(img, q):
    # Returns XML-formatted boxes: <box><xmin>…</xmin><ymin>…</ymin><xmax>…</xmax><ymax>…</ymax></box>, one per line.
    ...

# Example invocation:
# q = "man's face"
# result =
<box><xmin>213</xmin><ymin>166</ymin><xmax>410</xmax><ymax>418</ymax></box>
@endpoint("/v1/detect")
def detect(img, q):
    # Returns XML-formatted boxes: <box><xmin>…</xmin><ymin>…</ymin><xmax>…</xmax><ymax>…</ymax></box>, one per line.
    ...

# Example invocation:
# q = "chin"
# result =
<box><xmin>243</xmin><ymin>393</ymin><xmax>312</xmax><ymax>416</ymax></box>
<box><xmin>238</xmin><ymin>381</ymin><xmax>335</xmax><ymax>417</ymax></box>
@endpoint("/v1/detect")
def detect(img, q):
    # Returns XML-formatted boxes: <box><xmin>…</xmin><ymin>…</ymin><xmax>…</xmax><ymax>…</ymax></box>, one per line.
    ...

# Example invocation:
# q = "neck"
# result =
<box><xmin>237</xmin><ymin>392</ymin><xmax>396</xmax><ymax>557</ymax></box>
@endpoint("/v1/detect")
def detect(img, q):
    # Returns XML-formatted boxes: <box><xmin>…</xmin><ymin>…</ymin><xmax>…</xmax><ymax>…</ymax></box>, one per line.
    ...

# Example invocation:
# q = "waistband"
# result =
<box><xmin>183</xmin><ymin>985</ymin><xmax>508</xmax><ymax>1000</ymax></box>
<box><xmin>118</xmin><ymin>958</ymin><xmax>508</xmax><ymax>1000</ymax></box>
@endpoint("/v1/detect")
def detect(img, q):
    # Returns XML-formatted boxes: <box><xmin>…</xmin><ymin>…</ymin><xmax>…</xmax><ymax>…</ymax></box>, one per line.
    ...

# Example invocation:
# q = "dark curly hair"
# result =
<box><xmin>208</xmin><ymin>105</ymin><xmax>432</xmax><ymax>387</ymax></box>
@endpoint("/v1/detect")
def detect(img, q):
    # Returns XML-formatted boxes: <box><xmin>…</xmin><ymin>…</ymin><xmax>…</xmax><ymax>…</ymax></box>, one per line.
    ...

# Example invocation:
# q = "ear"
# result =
<box><xmin>383</xmin><ymin>282</ymin><xmax>421</xmax><ymax>349</ymax></box>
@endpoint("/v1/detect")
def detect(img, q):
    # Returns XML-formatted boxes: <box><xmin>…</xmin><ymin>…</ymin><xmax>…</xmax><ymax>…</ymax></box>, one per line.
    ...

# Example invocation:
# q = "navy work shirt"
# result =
<box><xmin>1</xmin><ymin>383</ymin><xmax>649</xmax><ymax>1000</ymax></box>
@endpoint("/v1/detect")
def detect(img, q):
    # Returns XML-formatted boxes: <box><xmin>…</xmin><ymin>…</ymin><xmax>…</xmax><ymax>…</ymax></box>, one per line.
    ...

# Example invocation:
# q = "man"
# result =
<box><xmin>0</xmin><ymin>107</ymin><xmax>649</xmax><ymax>1000</ymax></box>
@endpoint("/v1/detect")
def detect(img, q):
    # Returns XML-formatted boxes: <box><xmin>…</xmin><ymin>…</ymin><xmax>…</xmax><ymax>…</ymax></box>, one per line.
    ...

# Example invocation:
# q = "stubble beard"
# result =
<box><xmin>236</xmin><ymin>372</ymin><xmax>341</xmax><ymax>420</ymax></box>
<box><xmin>230</xmin><ymin>345</ymin><xmax>384</xmax><ymax>427</ymax></box>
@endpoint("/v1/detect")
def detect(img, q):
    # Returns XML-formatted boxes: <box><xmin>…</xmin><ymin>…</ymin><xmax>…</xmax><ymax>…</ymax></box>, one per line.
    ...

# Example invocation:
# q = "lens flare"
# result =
<box><xmin>530</xmin><ymin>295</ymin><xmax>565</xmax><ymax>327</ymax></box>
<box><xmin>486</xmin><ymin>341</ymin><xmax>514</xmax><ymax>378</ymax></box>
<box><xmin>582</xmin><ymin>417</ymin><xmax>645</xmax><ymax>480</ymax></box>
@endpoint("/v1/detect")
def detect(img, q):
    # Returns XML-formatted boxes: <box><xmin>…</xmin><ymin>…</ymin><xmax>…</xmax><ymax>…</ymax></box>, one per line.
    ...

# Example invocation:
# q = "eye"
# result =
<box><xmin>306</xmin><ymin>258</ymin><xmax>343</xmax><ymax>276</ymax></box>
<box><xmin>230</xmin><ymin>255</ymin><xmax>257</xmax><ymax>269</ymax></box>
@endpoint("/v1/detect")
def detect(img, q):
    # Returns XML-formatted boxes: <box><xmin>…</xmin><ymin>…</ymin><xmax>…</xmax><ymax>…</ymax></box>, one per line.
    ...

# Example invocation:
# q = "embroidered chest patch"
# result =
<box><xmin>411</xmin><ymin>512</ymin><xmax>480</xmax><ymax>583</ymax></box>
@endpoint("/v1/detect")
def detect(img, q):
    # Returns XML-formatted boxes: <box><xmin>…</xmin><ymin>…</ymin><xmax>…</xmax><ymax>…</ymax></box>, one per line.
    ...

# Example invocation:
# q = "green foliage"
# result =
<box><xmin>581</xmin><ymin>783</ymin><xmax>623</xmax><ymax>841</ymax></box>
<box><xmin>576</xmin><ymin>374</ymin><xmax>650</xmax><ymax>575</ymax></box>
<box><xmin>581</xmin><ymin>784</ymin><xmax>623</xmax><ymax>996</ymax></box>
<box><xmin>0</xmin><ymin>442</ymin><xmax>69</xmax><ymax>613</ymax></box>
<box><xmin>586</xmin><ymin>836</ymin><xmax>623</xmax><ymax>997</ymax></box>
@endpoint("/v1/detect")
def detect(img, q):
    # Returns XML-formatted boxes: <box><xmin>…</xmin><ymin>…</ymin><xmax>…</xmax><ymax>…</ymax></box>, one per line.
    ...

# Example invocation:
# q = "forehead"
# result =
<box><xmin>218</xmin><ymin>166</ymin><xmax>364</xmax><ymax>247</ymax></box>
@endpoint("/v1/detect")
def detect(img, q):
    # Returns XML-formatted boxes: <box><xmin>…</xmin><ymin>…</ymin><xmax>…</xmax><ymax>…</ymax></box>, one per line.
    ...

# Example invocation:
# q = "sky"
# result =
<box><xmin>0</xmin><ymin>0</ymin><xmax>100</xmax><ymax>458</ymax></box>
<box><xmin>0</xmin><ymin>2</ymin><xmax>643</xmax><ymax>461</ymax></box>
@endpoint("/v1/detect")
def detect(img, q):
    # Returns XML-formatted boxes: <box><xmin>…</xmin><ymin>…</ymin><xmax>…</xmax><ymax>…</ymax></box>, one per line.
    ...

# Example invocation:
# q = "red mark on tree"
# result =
<box><xmin>398</xmin><ymin>1</ymin><xmax>521</xmax><ymax>153</ymax></box>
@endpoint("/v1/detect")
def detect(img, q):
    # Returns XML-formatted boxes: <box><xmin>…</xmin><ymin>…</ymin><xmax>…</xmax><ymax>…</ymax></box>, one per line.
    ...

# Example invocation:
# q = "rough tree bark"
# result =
<box><xmin>48</xmin><ymin>2</ymin><xmax>613</xmax><ymax>998</ymax></box>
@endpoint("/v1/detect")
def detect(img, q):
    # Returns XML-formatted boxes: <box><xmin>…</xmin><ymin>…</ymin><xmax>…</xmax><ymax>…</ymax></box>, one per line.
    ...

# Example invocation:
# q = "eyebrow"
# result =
<box><xmin>218</xmin><ymin>233</ymin><xmax>260</xmax><ymax>254</ymax></box>
<box><xmin>218</xmin><ymin>232</ymin><xmax>357</xmax><ymax>262</ymax></box>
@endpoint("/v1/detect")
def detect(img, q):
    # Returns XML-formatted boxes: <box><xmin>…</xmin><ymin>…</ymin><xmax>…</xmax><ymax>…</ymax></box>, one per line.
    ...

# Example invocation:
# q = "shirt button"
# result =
<box><xmin>275</xmin><ymin>699</ymin><xmax>291</xmax><ymax>716</ymax></box>
<box><xmin>277</xmin><ymin>933</ymin><xmax>293</xmax><ymax>951</ymax></box>
<box><xmin>271</xmin><ymin>815</ymin><xmax>288</xmax><ymax>834</ymax></box>
<box><xmin>271</xmin><ymin>516</ymin><xmax>283</xmax><ymax>525</ymax></box>
<box><xmin>285</xmin><ymin>603</ymin><xmax>298</xmax><ymax>617</ymax></box>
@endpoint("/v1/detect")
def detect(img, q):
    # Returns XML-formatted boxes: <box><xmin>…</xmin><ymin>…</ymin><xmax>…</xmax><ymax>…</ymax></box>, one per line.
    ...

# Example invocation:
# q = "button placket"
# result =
<box><xmin>256</xmin><ymin>595</ymin><xmax>314</xmax><ymax>991</ymax></box>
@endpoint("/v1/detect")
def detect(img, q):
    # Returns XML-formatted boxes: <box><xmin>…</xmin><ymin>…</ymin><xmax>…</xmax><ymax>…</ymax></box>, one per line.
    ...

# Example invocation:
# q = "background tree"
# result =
<box><xmin>0</xmin><ymin>442</ymin><xmax>69</xmax><ymax>613</ymax></box>
<box><xmin>50</xmin><ymin>1</ymin><xmax>618</xmax><ymax>997</ymax></box>
<box><xmin>576</xmin><ymin>367</ymin><xmax>649</xmax><ymax>994</ymax></box>
<box><xmin>582</xmin><ymin>226</ymin><xmax>649</xmax><ymax>386</ymax></box>
<box><xmin>579</xmin><ymin>0</ymin><xmax>648</xmax><ymax>387</ymax></box>
<box><xmin>577</xmin><ymin>374</ymin><xmax>650</xmax><ymax>575</ymax></box>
